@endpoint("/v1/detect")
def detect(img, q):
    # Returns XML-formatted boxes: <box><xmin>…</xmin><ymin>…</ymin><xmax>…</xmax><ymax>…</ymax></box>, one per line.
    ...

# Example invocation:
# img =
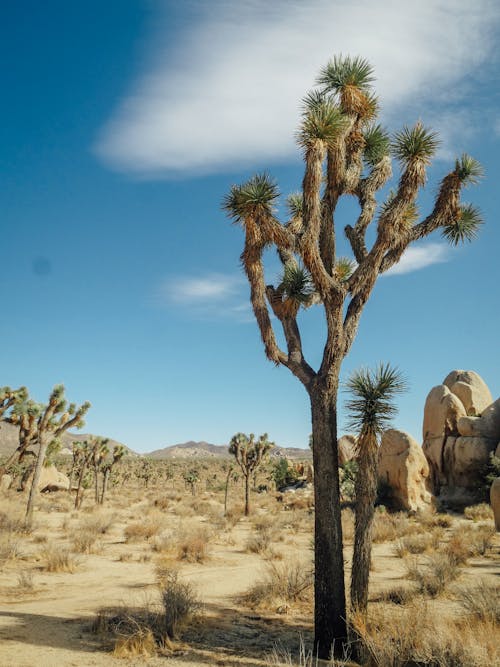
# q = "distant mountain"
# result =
<box><xmin>0</xmin><ymin>423</ymin><xmax>135</xmax><ymax>458</ymax></box>
<box><xmin>146</xmin><ymin>440</ymin><xmax>312</xmax><ymax>460</ymax></box>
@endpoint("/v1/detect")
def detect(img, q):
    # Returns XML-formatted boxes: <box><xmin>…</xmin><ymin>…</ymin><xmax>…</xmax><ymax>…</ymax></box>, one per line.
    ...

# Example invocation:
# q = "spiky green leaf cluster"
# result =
<box><xmin>441</xmin><ymin>204</ymin><xmax>483</xmax><ymax>245</ymax></box>
<box><xmin>222</xmin><ymin>173</ymin><xmax>279</xmax><ymax>223</ymax></box>
<box><xmin>392</xmin><ymin>123</ymin><xmax>440</xmax><ymax>165</ymax></box>
<box><xmin>343</xmin><ymin>363</ymin><xmax>407</xmax><ymax>435</ymax></box>
<box><xmin>363</xmin><ymin>124</ymin><xmax>390</xmax><ymax>166</ymax></box>
<box><xmin>455</xmin><ymin>154</ymin><xmax>483</xmax><ymax>185</ymax></box>
<box><xmin>335</xmin><ymin>257</ymin><xmax>357</xmax><ymax>282</ymax></box>
<box><xmin>317</xmin><ymin>55</ymin><xmax>375</xmax><ymax>92</ymax></box>
<box><xmin>297</xmin><ymin>101</ymin><xmax>348</xmax><ymax>149</ymax></box>
<box><xmin>279</xmin><ymin>263</ymin><xmax>314</xmax><ymax>304</ymax></box>
<box><xmin>286</xmin><ymin>192</ymin><xmax>303</xmax><ymax>219</ymax></box>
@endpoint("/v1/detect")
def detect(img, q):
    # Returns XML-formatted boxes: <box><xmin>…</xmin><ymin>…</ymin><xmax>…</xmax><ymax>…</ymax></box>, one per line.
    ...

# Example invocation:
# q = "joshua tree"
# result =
<box><xmin>223</xmin><ymin>55</ymin><xmax>483</xmax><ymax>657</ymax></box>
<box><xmin>183</xmin><ymin>468</ymin><xmax>200</xmax><ymax>496</ymax></box>
<box><xmin>90</xmin><ymin>437</ymin><xmax>110</xmax><ymax>503</ymax></box>
<box><xmin>0</xmin><ymin>386</ymin><xmax>32</xmax><ymax>477</ymax></box>
<box><xmin>344</xmin><ymin>364</ymin><xmax>406</xmax><ymax>620</ymax></box>
<box><xmin>73</xmin><ymin>440</ymin><xmax>94</xmax><ymax>509</ymax></box>
<box><xmin>99</xmin><ymin>444</ymin><xmax>126</xmax><ymax>504</ymax></box>
<box><xmin>25</xmin><ymin>385</ymin><xmax>90</xmax><ymax>527</ymax></box>
<box><xmin>229</xmin><ymin>433</ymin><xmax>273</xmax><ymax>515</ymax></box>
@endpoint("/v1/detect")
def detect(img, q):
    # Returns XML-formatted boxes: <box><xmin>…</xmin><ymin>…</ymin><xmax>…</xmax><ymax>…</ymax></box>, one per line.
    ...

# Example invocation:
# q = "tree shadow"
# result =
<box><xmin>0</xmin><ymin>601</ymin><xmax>313</xmax><ymax>666</ymax></box>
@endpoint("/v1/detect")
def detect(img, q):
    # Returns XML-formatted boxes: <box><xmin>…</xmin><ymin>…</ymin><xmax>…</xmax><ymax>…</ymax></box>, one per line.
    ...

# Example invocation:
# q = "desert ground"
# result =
<box><xmin>1</xmin><ymin>459</ymin><xmax>499</xmax><ymax>667</ymax></box>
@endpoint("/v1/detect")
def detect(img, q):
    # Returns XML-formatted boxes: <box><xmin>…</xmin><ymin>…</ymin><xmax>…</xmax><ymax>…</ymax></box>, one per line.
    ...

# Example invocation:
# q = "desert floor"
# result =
<box><xmin>1</xmin><ymin>482</ymin><xmax>499</xmax><ymax>667</ymax></box>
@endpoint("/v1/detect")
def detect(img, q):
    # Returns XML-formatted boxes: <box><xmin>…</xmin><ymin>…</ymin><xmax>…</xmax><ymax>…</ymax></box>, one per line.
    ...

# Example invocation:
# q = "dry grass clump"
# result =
<box><xmin>455</xmin><ymin>579</ymin><xmax>500</xmax><ymax>623</ymax></box>
<box><xmin>0</xmin><ymin>508</ymin><xmax>25</xmax><ymax>534</ymax></box>
<box><xmin>224</xmin><ymin>504</ymin><xmax>244</xmax><ymax>527</ymax></box>
<box><xmin>0</xmin><ymin>535</ymin><xmax>22</xmax><ymax>563</ymax></box>
<box><xmin>93</xmin><ymin>572</ymin><xmax>200</xmax><ymax>656</ymax></box>
<box><xmin>352</xmin><ymin>601</ymin><xmax>498</xmax><ymax>666</ymax></box>
<box><xmin>16</xmin><ymin>570</ymin><xmax>35</xmax><ymax>594</ymax></box>
<box><xmin>393</xmin><ymin>530</ymin><xmax>442</xmax><ymax>558</ymax></box>
<box><xmin>463</xmin><ymin>503</ymin><xmax>494</xmax><ymax>522</ymax></box>
<box><xmin>444</xmin><ymin>524</ymin><xmax>495</xmax><ymax>565</ymax></box>
<box><xmin>246</xmin><ymin>516</ymin><xmax>277</xmax><ymax>554</ymax></box>
<box><xmin>41</xmin><ymin>545</ymin><xmax>79</xmax><ymax>573</ymax></box>
<box><xmin>176</xmin><ymin>525</ymin><xmax>210</xmax><ymax>563</ymax></box>
<box><xmin>376</xmin><ymin>585</ymin><xmax>419</xmax><ymax>606</ymax></box>
<box><xmin>153</xmin><ymin>496</ymin><xmax>170</xmax><ymax>511</ymax></box>
<box><xmin>71</xmin><ymin>530</ymin><xmax>102</xmax><ymax>554</ymax></box>
<box><xmin>267</xmin><ymin>638</ymin><xmax>353</xmax><ymax>666</ymax></box>
<box><xmin>372</xmin><ymin>511</ymin><xmax>417</xmax><ymax>544</ymax></box>
<box><xmin>242</xmin><ymin>560</ymin><xmax>313</xmax><ymax>609</ymax></box>
<box><xmin>79</xmin><ymin>512</ymin><xmax>116</xmax><ymax>535</ymax></box>
<box><xmin>124</xmin><ymin>514</ymin><xmax>164</xmax><ymax>542</ymax></box>
<box><xmin>415</xmin><ymin>512</ymin><xmax>454</xmax><ymax>529</ymax></box>
<box><xmin>405</xmin><ymin>552</ymin><xmax>460</xmax><ymax>597</ymax></box>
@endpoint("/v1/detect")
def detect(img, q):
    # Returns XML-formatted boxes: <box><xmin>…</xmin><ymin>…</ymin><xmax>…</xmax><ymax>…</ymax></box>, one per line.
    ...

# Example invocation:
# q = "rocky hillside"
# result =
<box><xmin>147</xmin><ymin>441</ymin><xmax>312</xmax><ymax>460</ymax></box>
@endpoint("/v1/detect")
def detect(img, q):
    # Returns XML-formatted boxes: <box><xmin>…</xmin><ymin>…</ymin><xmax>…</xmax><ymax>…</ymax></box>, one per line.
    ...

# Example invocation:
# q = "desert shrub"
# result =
<box><xmin>0</xmin><ymin>536</ymin><xmax>21</xmax><ymax>563</ymax></box>
<box><xmin>444</xmin><ymin>524</ymin><xmax>495</xmax><ymax>565</ymax></box>
<box><xmin>393</xmin><ymin>530</ymin><xmax>442</xmax><ymax>558</ymax></box>
<box><xmin>415</xmin><ymin>512</ymin><xmax>453</xmax><ymax>529</ymax></box>
<box><xmin>92</xmin><ymin>607</ymin><xmax>159</xmax><ymax>657</ymax></box>
<box><xmin>79</xmin><ymin>512</ymin><xmax>115</xmax><ymax>535</ymax></box>
<box><xmin>0</xmin><ymin>510</ymin><xmax>25</xmax><ymax>534</ymax></box>
<box><xmin>41</xmin><ymin>546</ymin><xmax>78</xmax><ymax>573</ymax></box>
<box><xmin>267</xmin><ymin>637</ymin><xmax>350</xmax><ymax>666</ymax></box>
<box><xmin>464</xmin><ymin>503</ymin><xmax>494</xmax><ymax>522</ymax></box>
<box><xmin>339</xmin><ymin>460</ymin><xmax>358</xmax><ymax>503</ymax></box>
<box><xmin>124</xmin><ymin>515</ymin><xmax>163</xmax><ymax>542</ymax></box>
<box><xmin>153</xmin><ymin>496</ymin><xmax>170</xmax><ymax>510</ymax></box>
<box><xmin>352</xmin><ymin>601</ymin><xmax>498</xmax><ymax>667</ymax></box>
<box><xmin>224</xmin><ymin>504</ymin><xmax>244</xmax><ymax>526</ymax></box>
<box><xmin>176</xmin><ymin>526</ymin><xmax>210</xmax><ymax>563</ymax></box>
<box><xmin>160</xmin><ymin>569</ymin><xmax>201</xmax><ymax>639</ymax></box>
<box><xmin>242</xmin><ymin>560</ymin><xmax>313</xmax><ymax>608</ymax></box>
<box><xmin>271</xmin><ymin>458</ymin><xmax>299</xmax><ymax>492</ymax></box>
<box><xmin>455</xmin><ymin>579</ymin><xmax>500</xmax><ymax>623</ymax></box>
<box><xmin>377</xmin><ymin>585</ymin><xmax>419</xmax><ymax>605</ymax></box>
<box><xmin>71</xmin><ymin>530</ymin><xmax>102</xmax><ymax>554</ymax></box>
<box><xmin>405</xmin><ymin>552</ymin><xmax>460</xmax><ymax>597</ymax></box>
<box><xmin>16</xmin><ymin>570</ymin><xmax>35</xmax><ymax>593</ymax></box>
<box><xmin>372</xmin><ymin>511</ymin><xmax>416</xmax><ymax>543</ymax></box>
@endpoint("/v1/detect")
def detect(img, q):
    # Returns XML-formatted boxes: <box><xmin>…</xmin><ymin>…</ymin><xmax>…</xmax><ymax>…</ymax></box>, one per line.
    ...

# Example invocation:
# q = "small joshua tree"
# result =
<box><xmin>229</xmin><ymin>433</ymin><xmax>273</xmax><ymax>516</ymax></box>
<box><xmin>223</xmin><ymin>54</ymin><xmax>483</xmax><ymax>657</ymax></box>
<box><xmin>183</xmin><ymin>468</ymin><xmax>200</xmax><ymax>496</ymax></box>
<box><xmin>25</xmin><ymin>385</ymin><xmax>90</xmax><ymax>527</ymax></box>
<box><xmin>344</xmin><ymin>364</ymin><xmax>406</xmax><ymax>620</ymax></box>
<box><xmin>99</xmin><ymin>444</ymin><xmax>126</xmax><ymax>504</ymax></box>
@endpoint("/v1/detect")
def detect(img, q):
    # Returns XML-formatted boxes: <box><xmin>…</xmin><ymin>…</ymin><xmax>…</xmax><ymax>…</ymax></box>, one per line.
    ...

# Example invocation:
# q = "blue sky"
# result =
<box><xmin>1</xmin><ymin>1</ymin><xmax>499</xmax><ymax>453</ymax></box>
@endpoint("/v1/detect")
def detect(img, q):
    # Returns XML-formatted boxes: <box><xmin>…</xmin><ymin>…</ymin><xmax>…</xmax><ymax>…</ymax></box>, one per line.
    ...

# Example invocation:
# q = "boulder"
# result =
<box><xmin>0</xmin><ymin>474</ymin><xmax>12</xmax><ymax>492</ymax></box>
<box><xmin>443</xmin><ymin>370</ymin><xmax>493</xmax><ymax>416</ymax></box>
<box><xmin>457</xmin><ymin>398</ymin><xmax>500</xmax><ymax>441</ymax></box>
<box><xmin>490</xmin><ymin>478</ymin><xmax>500</xmax><ymax>531</ymax></box>
<box><xmin>38</xmin><ymin>465</ymin><xmax>70</xmax><ymax>492</ymax></box>
<box><xmin>422</xmin><ymin>385</ymin><xmax>466</xmax><ymax>440</ymax></box>
<box><xmin>443</xmin><ymin>436</ymin><xmax>497</xmax><ymax>489</ymax></box>
<box><xmin>378</xmin><ymin>429</ymin><xmax>434</xmax><ymax>513</ymax></box>
<box><xmin>338</xmin><ymin>435</ymin><xmax>356</xmax><ymax>465</ymax></box>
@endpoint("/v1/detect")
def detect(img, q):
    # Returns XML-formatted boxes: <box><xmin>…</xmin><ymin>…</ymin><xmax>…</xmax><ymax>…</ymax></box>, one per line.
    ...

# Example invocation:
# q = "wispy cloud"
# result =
<box><xmin>384</xmin><ymin>243</ymin><xmax>449</xmax><ymax>276</ymax></box>
<box><xmin>95</xmin><ymin>0</ymin><xmax>499</xmax><ymax>176</ymax></box>
<box><xmin>157</xmin><ymin>272</ymin><xmax>251</xmax><ymax>321</ymax></box>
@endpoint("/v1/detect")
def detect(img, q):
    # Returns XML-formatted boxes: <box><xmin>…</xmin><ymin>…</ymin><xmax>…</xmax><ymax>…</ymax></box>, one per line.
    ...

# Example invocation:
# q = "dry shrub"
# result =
<box><xmin>124</xmin><ymin>514</ymin><xmax>163</xmax><ymax>542</ymax></box>
<box><xmin>372</xmin><ymin>511</ymin><xmax>416</xmax><ymax>543</ymax></box>
<box><xmin>93</xmin><ymin>607</ymin><xmax>160</xmax><ymax>657</ymax></box>
<box><xmin>415</xmin><ymin>512</ymin><xmax>453</xmax><ymax>529</ymax></box>
<box><xmin>0</xmin><ymin>509</ymin><xmax>25</xmax><ymax>534</ymax></box>
<box><xmin>79</xmin><ymin>512</ymin><xmax>115</xmax><ymax>535</ymax></box>
<box><xmin>153</xmin><ymin>496</ymin><xmax>170</xmax><ymax>511</ymax></box>
<box><xmin>177</xmin><ymin>525</ymin><xmax>210</xmax><ymax>563</ymax></box>
<box><xmin>224</xmin><ymin>504</ymin><xmax>244</xmax><ymax>527</ymax></box>
<box><xmin>405</xmin><ymin>552</ymin><xmax>460</xmax><ymax>597</ymax></box>
<box><xmin>352</xmin><ymin>601</ymin><xmax>499</xmax><ymax>667</ymax></box>
<box><xmin>267</xmin><ymin>637</ymin><xmax>352</xmax><ymax>666</ymax></box>
<box><xmin>445</xmin><ymin>524</ymin><xmax>495</xmax><ymax>565</ymax></box>
<box><xmin>160</xmin><ymin>569</ymin><xmax>201</xmax><ymax>638</ymax></box>
<box><xmin>71</xmin><ymin>530</ymin><xmax>102</xmax><ymax>554</ymax></box>
<box><xmin>463</xmin><ymin>503</ymin><xmax>494</xmax><ymax>522</ymax></box>
<box><xmin>41</xmin><ymin>546</ymin><xmax>78</xmax><ymax>573</ymax></box>
<box><xmin>16</xmin><ymin>570</ymin><xmax>35</xmax><ymax>594</ymax></box>
<box><xmin>456</xmin><ymin>579</ymin><xmax>500</xmax><ymax>623</ymax></box>
<box><xmin>377</xmin><ymin>585</ymin><xmax>418</xmax><ymax>605</ymax></box>
<box><xmin>393</xmin><ymin>530</ymin><xmax>442</xmax><ymax>558</ymax></box>
<box><xmin>242</xmin><ymin>560</ymin><xmax>313</xmax><ymax>608</ymax></box>
<box><xmin>0</xmin><ymin>535</ymin><xmax>21</xmax><ymax>563</ymax></box>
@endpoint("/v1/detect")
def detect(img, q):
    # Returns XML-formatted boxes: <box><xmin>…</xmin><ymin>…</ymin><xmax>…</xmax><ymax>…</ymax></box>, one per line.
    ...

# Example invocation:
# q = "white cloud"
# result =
<box><xmin>95</xmin><ymin>0</ymin><xmax>499</xmax><ymax>175</ymax></box>
<box><xmin>161</xmin><ymin>273</ymin><xmax>242</xmax><ymax>302</ymax></box>
<box><xmin>384</xmin><ymin>243</ymin><xmax>449</xmax><ymax>276</ymax></box>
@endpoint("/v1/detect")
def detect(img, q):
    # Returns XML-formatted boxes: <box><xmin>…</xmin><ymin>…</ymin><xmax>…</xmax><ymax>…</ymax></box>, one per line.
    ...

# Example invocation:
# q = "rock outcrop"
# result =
<box><xmin>378</xmin><ymin>429</ymin><xmax>434</xmax><ymax>512</ymax></box>
<box><xmin>422</xmin><ymin>371</ymin><xmax>499</xmax><ymax>505</ymax></box>
<box><xmin>338</xmin><ymin>435</ymin><xmax>356</xmax><ymax>465</ymax></box>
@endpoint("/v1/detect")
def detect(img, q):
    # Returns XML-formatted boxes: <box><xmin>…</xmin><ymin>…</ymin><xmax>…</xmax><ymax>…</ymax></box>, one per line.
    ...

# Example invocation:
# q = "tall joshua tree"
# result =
<box><xmin>25</xmin><ymin>385</ymin><xmax>90</xmax><ymax>527</ymax></box>
<box><xmin>229</xmin><ymin>432</ymin><xmax>272</xmax><ymax>516</ymax></box>
<box><xmin>344</xmin><ymin>364</ymin><xmax>406</xmax><ymax>619</ymax></box>
<box><xmin>223</xmin><ymin>55</ymin><xmax>483</xmax><ymax>658</ymax></box>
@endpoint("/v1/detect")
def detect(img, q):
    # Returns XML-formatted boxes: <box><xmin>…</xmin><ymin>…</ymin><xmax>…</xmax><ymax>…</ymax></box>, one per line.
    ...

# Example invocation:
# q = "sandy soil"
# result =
<box><xmin>0</xmin><ymin>492</ymin><xmax>499</xmax><ymax>667</ymax></box>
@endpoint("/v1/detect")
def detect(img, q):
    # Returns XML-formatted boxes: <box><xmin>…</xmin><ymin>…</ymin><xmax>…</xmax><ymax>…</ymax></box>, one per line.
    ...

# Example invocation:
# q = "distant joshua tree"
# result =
<box><xmin>223</xmin><ymin>54</ymin><xmax>483</xmax><ymax>657</ymax></box>
<box><xmin>229</xmin><ymin>433</ymin><xmax>272</xmax><ymax>516</ymax></box>
<box><xmin>99</xmin><ymin>444</ymin><xmax>126</xmax><ymax>504</ymax></box>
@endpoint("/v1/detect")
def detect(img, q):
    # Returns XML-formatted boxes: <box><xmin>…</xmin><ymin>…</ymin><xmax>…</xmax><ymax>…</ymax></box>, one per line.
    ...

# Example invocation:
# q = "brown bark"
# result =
<box><xmin>25</xmin><ymin>436</ymin><xmax>47</xmax><ymax>529</ymax></box>
<box><xmin>310</xmin><ymin>381</ymin><xmax>347</xmax><ymax>659</ymax></box>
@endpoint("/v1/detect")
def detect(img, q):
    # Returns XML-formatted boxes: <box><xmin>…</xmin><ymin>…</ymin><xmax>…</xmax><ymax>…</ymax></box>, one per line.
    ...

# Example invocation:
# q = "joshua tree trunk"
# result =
<box><xmin>350</xmin><ymin>430</ymin><xmax>378</xmax><ymax>615</ymax></box>
<box><xmin>244</xmin><ymin>473</ymin><xmax>250</xmax><ymax>516</ymax></box>
<box><xmin>310</xmin><ymin>381</ymin><xmax>347</xmax><ymax>658</ymax></box>
<box><xmin>75</xmin><ymin>464</ymin><xmax>87</xmax><ymax>509</ymax></box>
<box><xmin>100</xmin><ymin>469</ymin><xmax>110</xmax><ymax>504</ymax></box>
<box><xmin>25</xmin><ymin>435</ymin><xmax>48</xmax><ymax>529</ymax></box>
<box><xmin>94</xmin><ymin>462</ymin><xmax>100</xmax><ymax>503</ymax></box>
